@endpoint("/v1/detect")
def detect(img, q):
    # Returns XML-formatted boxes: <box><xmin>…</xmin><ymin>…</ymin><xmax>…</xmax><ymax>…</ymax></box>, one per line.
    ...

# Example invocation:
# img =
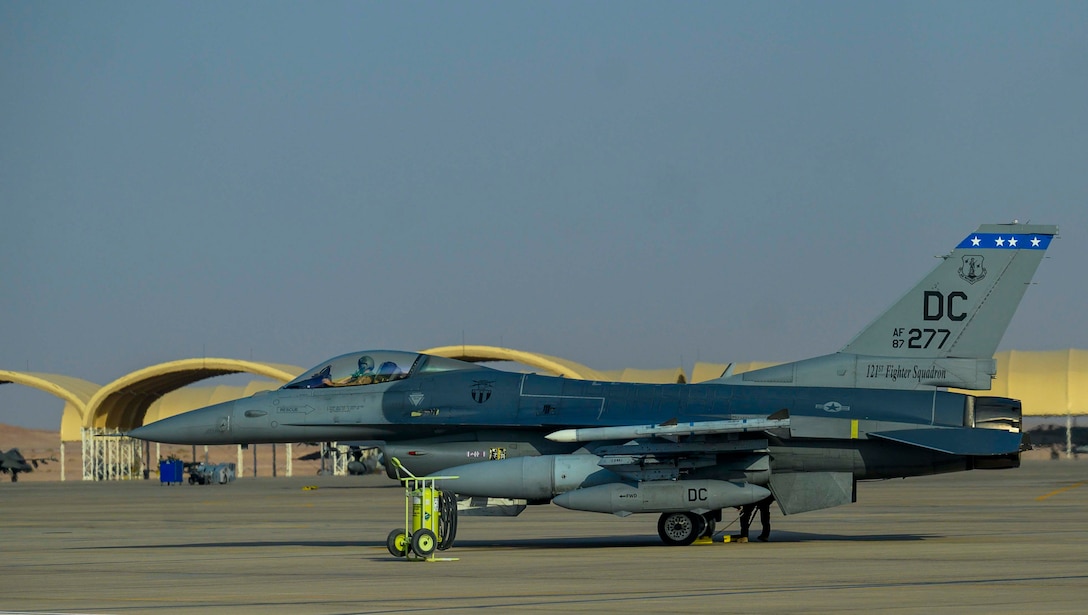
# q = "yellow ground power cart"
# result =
<box><xmin>386</xmin><ymin>458</ymin><xmax>459</xmax><ymax>561</ymax></box>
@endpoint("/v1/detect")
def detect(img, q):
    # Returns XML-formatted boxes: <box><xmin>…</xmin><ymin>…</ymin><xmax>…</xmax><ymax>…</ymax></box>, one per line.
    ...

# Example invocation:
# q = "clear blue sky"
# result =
<box><xmin>2</xmin><ymin>2</ymin><xmax>1086</xmax><ymax>429</ymax></box>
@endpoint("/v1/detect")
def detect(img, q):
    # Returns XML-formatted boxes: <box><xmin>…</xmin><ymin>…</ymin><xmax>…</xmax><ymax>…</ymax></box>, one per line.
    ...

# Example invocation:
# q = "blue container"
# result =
<box><xmin>159</xmin><ymin>459</ymin><xmax>184</xmax><ymax>485</ymax></box>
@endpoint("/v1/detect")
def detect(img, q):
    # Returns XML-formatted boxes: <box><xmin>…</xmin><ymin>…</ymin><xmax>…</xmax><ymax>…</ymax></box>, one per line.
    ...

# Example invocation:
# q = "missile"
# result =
<box><xmin>552</xmin><ymin>480</ymin><xmax>771</xmax><ymax>515</ymax></box>
<box><xmin>546</xmin><ymin>417</ymin><xmax>790</xmax><ymax>443</ymax></box>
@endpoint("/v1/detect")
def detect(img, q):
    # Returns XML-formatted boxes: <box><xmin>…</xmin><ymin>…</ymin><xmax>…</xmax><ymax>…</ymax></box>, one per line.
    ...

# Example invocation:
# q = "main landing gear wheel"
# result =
<box><xmin>701</xmin><ymin>514</ymin><xmax>717</xmax><ymax>538</ymax></box>
<box><xmin>657</xmin><ymin>512</ymin><xmax>706</xmax><ymax>546</ymax></box>
<box><xmin>386</xmin><ymin>529</ymin><xmax>408</xmax><ymax>557</ymax></box>
<box><xmin>411</xmin><ymin>528</ymin><xmax>437</xmax><ymax>557</ymax></box>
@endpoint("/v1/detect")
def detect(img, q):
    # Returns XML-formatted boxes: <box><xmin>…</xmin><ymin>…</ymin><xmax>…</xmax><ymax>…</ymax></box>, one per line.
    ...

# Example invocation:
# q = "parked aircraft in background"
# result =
<box><xmin>131</xmin><ymin>223</ymin><xmax>1058</xmax><ymax>546</ymax></box>
<box><xmin>0</xmin><ymin>449</ymin><xmax>57</xmax><ymax>482</ymax></box>
<box><xmin>297</xmin><ymin>444</ymin><xmax>380</xmax><ymax>475</ymax></box>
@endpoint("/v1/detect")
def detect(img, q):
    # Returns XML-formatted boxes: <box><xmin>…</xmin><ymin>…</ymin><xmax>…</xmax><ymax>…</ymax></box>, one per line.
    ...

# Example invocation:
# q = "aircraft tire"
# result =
<box><xmin>657</xmin><ymin>512</ymin><xmax>704</xmax><ymax>546</ymax></box>
<box><xmin>691</xmin><ymin>512</ymin><xmax>708</xmax><ymax>539</ymax></box>
<box><xmin>411</xmin><ymin>528</ymin><xmax>437</xmax><ymax>557</ymax></box>
<box><xmin>701</xmin><ymin>515</ymin><xmax>717</xmax><ymax>538</ymax></box>
<box><xmin>386</xmin><ymin>529</ymin><xmax>408</xmax><ymax>557</ymax></box>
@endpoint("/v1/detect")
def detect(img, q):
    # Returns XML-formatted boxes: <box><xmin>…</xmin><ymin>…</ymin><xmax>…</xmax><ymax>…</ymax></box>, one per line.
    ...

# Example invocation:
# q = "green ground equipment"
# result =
<box><xmin>386</xmin><ymin>457</ymin><xmax>459</xmax><ymax>561</ymax></box>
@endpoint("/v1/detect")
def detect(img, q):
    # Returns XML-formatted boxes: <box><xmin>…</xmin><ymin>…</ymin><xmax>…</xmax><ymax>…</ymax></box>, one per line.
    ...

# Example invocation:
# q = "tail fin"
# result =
<box><xmin>841</xmin><ymin>223</ymin><xmax>1057</xmax><ymax>359</ymax></box>
<box><xmin>718</xmin><ymin>223</ymin><xmax>1058</xmax><ymax>390</ymax></box>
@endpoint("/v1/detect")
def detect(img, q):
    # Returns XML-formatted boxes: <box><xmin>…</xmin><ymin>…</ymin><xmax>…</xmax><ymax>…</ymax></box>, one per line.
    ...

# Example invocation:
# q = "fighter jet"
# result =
<box><xmin>131</xmin><ymin>223</ymin><xmax>1057</xmax><ymax>545</ymax></box>
<box><xmin>0</xmin><ymin>449</ymin><xmax>57</xmax><ymax>482</ymax></box>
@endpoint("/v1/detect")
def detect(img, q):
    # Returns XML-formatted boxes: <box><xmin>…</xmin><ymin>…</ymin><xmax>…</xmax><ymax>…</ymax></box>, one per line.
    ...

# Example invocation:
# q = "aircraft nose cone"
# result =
<box><xmin>129</xmin><ymin>401</ymin><xmax>236</xmax><ymax>444</ymax></box>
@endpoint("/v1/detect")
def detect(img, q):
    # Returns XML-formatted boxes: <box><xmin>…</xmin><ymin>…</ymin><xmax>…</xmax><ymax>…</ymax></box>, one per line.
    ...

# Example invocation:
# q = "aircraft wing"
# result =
<box><xmin>594</xmin><ymin>440</ymin><xmax>771</xmax><ymax>482</ymax></box>
<box><xmin>545</xmin><ymin>415</ymin><xmax>786</xmax><ymax>482</ymax></box>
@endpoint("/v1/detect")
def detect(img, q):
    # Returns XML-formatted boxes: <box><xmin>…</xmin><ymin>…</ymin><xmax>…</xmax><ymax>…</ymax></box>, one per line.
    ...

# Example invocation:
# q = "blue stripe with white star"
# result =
<box><xmin>956</xmin><ymin>233</ymin><xmax>1053</xmax><ymax>250</ymax></box>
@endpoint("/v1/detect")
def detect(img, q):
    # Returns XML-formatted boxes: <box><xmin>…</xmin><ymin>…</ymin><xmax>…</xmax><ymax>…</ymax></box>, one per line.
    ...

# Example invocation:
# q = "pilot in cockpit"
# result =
<box><xmin>323</xmin><ymin>355</ymin><xmax>376</xmax><ymax>387</ymax></box>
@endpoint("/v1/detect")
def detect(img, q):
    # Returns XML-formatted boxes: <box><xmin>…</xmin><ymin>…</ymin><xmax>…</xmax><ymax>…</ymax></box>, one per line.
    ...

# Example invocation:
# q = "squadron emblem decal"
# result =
<box><xmin>408</xmin><ymin>392</ymin><xmax>425</xmax><ymax>407</ymax></box>
<box><xmin>958</xmin><ymin>255</ymin><xmax>987</xmax><ymax>284</ymax></box>
<box><xmin>471</xmin><ymin>380</ymin><xmax>494</xmax><ymax>404</ymax></box>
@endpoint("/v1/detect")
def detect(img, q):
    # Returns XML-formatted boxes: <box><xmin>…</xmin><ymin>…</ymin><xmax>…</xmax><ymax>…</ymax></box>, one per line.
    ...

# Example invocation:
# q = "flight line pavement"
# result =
<box><xmin>0</xmin><ymin>460</ymin><xmax>1085</xmax><ymax>614</ymax></box>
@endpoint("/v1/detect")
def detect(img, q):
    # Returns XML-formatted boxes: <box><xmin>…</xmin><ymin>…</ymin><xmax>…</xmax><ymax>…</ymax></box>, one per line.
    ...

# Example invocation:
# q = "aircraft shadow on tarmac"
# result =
<box><xmin>88</xmin><ymin>540</ymin><xmax>385</xmax><ymax>550</ymax></box>
<box><xmin>86</xmin><ymin>531</ymin><xmax>931</xmax><ymax>552</ymax></box>
<box><xmin>760</xmin><ymin>531</ymin><xmax>932</xmax><ymax>543</ymax></box>
<box><xmin>305</xmin><ymin>483</ymin><xmax>402</xmax><ymax>490</ymax></box>
<box><xmin>452</xmin><ymin>531</ymin><xmax>932</xmax><ymax>549</ymax></box>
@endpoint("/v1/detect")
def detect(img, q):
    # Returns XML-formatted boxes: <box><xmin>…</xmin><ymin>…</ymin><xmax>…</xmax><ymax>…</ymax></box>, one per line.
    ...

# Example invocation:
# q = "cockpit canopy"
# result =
<box><xmin>282</xmin><ymin>350</ymin><xmax>482</xmax><ymax>389</ymax></box>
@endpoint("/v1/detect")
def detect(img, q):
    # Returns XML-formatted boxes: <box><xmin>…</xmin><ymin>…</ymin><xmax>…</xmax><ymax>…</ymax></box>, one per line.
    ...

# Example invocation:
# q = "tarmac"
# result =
<box><xmin>1</xmin><ymin>460</ymin><xmax>1085</xmax><ymax>614</ymax></box>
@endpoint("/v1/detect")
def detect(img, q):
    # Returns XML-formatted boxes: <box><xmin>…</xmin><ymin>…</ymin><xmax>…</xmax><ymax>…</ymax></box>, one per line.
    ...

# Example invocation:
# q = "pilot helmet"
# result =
<box><xmin>357</xmin><ymin>355</ymin><xmax>375</xmax><ymax>373</ymax></box>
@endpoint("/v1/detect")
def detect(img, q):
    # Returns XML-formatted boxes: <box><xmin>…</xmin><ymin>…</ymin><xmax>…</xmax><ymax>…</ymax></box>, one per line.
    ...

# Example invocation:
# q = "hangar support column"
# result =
<box><xmin>81</xmin><ymin>428</ymin><xmax>141</xmax><ymax>481</ymax></box>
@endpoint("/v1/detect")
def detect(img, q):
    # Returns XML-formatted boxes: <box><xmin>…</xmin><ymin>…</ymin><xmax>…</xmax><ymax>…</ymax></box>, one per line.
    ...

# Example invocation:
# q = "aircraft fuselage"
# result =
<box><xmin>132</xmin><ymin>363</ymin><xmax>997</xmax><ymax>482</ymax></box>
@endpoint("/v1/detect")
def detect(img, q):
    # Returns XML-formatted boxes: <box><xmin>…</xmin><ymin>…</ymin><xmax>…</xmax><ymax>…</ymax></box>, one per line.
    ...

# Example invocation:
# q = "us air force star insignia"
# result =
<box><xmin>408</xmin><ymin>392</ymin><xmax>425</xmax><ymax>407</ymax></box>
<box><xmin>817</xmin><ymin>401</ymin><xmax>850</xmax><ymax>413</ymax></box>
<box><xmin>995</xmin><ymin>237</ymin><xmax>1005</xmax><ymax>247</ymax></box>
<box><xmin>1031</xmin><ymin>237</ymin><xmax>1041</xmax><ymax>247</ymax></box>
<box><xmin>970</xmin><ymin>236</ymin><xmax>982</xmax><ymax>246</ymax></box>
<box><xmin>1008</xmin><ymin>236</ymin><xmax>1018</xmax><ymax>247</ymax></box>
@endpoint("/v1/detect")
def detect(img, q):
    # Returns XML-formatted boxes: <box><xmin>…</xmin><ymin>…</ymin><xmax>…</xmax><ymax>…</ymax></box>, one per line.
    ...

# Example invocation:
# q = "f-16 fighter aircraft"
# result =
<box><xmin>131</xmin><ymin>223</ymin><xmax>1057</xmax><ymax>545</ymax></box>
<box><xmin>1</xmin><ymin>449</ymin><xmax>57</xmax><ymax>482</ymax></box>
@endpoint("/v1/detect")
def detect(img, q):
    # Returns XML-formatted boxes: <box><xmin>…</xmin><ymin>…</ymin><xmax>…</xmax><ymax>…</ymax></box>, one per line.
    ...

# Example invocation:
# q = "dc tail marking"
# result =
<box><xmin>840</xmin><ymin>223</ymin><xmax>1057</xmax><ymax>360</ymax></box>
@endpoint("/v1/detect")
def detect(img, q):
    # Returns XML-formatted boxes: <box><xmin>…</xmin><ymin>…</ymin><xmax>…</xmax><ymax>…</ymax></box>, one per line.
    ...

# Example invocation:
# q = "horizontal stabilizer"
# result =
<box><xmin>868</xmin><ymin>427</ymin><xmax>1023</xmax><ymax>456</ymax></box>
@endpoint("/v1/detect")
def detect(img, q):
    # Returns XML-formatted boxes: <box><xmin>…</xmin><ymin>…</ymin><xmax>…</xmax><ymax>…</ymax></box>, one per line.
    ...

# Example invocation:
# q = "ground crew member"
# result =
<box><xmin>738</xmin><ymin>495</ymin><xmax>774</xmax><ymax>542</ymax></box>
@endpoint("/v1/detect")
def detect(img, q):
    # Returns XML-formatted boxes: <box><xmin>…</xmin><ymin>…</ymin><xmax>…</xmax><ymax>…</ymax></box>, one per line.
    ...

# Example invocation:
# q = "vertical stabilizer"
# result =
<box><xmin>841</xmin><ymin>223</ymin><xmax>1057</xmax><ymax>359</ymax></box>
<box><xmin>717</xmin><ymin>223</ymin><xmax>1058</xmax><ymax>390</ymax></box>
